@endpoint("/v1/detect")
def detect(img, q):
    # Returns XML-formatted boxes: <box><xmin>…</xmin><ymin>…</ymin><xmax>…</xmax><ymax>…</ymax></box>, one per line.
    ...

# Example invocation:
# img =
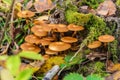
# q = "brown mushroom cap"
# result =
<box><xmin>67</xmin><ymin>24</ymin><xmax>84</xmax><ymax>31</ymax></box>
<box><xmin>20</xmin><ymin>43</ymin><xmax>41</xmax><ymax>53</ymax></box>
<box><xmin>39</xmin><ymin>39</ymin><xmax>51</xmax><ymax>46</ymax></box>
<box><xmin>49</xmin><ymin>42</ymin><xmax>71</xmax><ymax>51</ymax></box>
<box><xmin>42</xmin><ymin>24</ymin><xmax>54</xmax><ymax>32</ymax></box>
<box><xmin>48</xmin><ymin>24</ymin><xmax>57</xmax><ymax>29</ymax></box>
<box><xmin>56</xmin><ymin>24</ymin><xmax>68</xmax><ymax>32</ymax></box>
<box><xmin>17</xmin><ymin>10</ymin><xmax>35</xmax><ymax>18</ymax></box>
<box><xmin>43</xmin><ymin>55</ymin><xmax>50</xmax><ymax>60</ymax></box>
<box><xmin>25</xmin><ymin>34</ymin><xmax>40</xmax><ymax>44</ymax></box>
<box><xmin>31</xmin><ymin>25</ymin><xmax>47</xmax><ymax>37</ymax></box>
<box><xmin>42</xmin><ymin>37</ymin><xmax>55</xmax><ymax>41</ymax></box>
<box><xmin>87</xmin><ymin>41</ymin><xmax>102</xmax><ymax>49</ymax></box>
<box><xmin>33</xmin><ymin>20</ymin><xmax>47</xmax><ymax>25</ymax></box>
<box><xmin>45</xmin><ymin>49</ymin><xmax>58</xmax><ymax>55</ymax></box>
<box><xmin>61</xmin><ymin>36</ymin><xmax>78</xmax><ymax>43</ymax></box>
<box><xmin>98</xmin><ymin>35</ymin><xmax>115</xmax><ymax>42</ymax></box>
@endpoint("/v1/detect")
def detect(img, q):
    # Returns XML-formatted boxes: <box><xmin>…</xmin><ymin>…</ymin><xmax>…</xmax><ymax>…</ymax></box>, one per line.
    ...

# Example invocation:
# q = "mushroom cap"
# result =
<box><xmin>31</xmin><ymin>25</ymin><xmax>47</xmax><ymax>37</ymax></box>
<box><xmin>42</xmin><ymin>24</ymin><xmax>54</xmax><ymax>32</ymax></box>
<box><xmin>45</xmin><ymin>49</ymin><xmax>58</xmax><ymax>55</ymax></box>
<box><xmin>20</xmin><ymin>43</ymin><xmax>41</xmax><ymax>53</ymax></box>
<box><xmin>39</xmin><ymin>39</ymin><xmax>51</xmax><ymax>46</ymax></box>
<box><xmin>42</xmin><ymin>37</ymin><xmax>55</xmax><ymax>41</ymax></box>
<box><xmin>48</xmin><ymin>24</ymin><xmax>57</xmax><ymax>29</ymax></box>
<box><xmin>33</xmin><ymin>20</ymin><xmax>47</xmax><ymax>25</ymax></box>
<box><xmin>25</xmin><ymin>34</ymin><xmax>40</xmax><ymax>44</ymax></box>
<box><xmin>43</xmin><ymin>55</ymin><xmax>50</xmax><ymax>60</ymax></box>
<box><xmin>67</xmin><ymin>24</ymin><xmax>84</xmax><ymax>31</ymax></box>
<box><xmin>61</xmin><ymin>36</ymin><xmax>78</xmax><ymax>43</ymax></box>
<box><xmin>55</xmin><ymin>24</ymin><xmax>68</xmax><ymax>32</ymax></box>
<box><xmin>49</xmin><ymin>42</ymin><xmax>71</xmax><ymax>51</ymax></box>
<box><xmin>98</xmin><ymin>35</ymin><xmax>115</xmax><ymax>42</ymax></box>
<box><xmin>17</xmin><ymin>10</ymin><xmax>35</xmax><ymax>18</ymax></box>
<box><xmin>87</xmin><ymin>41</ymin><xmax>102</xmax><ymax>49</ymax></box>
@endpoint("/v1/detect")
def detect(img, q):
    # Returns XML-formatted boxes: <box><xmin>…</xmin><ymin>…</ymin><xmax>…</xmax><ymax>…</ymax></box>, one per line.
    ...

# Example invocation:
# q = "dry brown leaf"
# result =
<box><xmin>34</xmin><ymin>0</ymin><xmax>55</xmax><ymax>12</ymax></box>
<box><xmin>107</xmin><ymin>61</ymin><xmax>120</xmax><ymax>72</ymax></box>
<box><xmin>105</xmin><ymin>71</ymin><xmax>120</xmax><ymax>80</ymax></box>
<box><xmin>97</xmin><ymin>0</ymin><xmax>116</xmax><ymax>16</ymax></box>
<box><xmin>26</xmin><ymin>0</ymin><xmax>33</xmax><ymax>9</ymax></box>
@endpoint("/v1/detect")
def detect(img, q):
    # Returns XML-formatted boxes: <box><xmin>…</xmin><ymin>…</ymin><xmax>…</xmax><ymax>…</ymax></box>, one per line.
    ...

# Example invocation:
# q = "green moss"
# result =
<box><xmin>65</xmin><ymin>10</ymin><xmax>91</xmax><ymax>26</ymax></box>
<box><xmin>79</xmin><ymin>0</ymin><xmax>104</xmax><ymax>9</ymax></box>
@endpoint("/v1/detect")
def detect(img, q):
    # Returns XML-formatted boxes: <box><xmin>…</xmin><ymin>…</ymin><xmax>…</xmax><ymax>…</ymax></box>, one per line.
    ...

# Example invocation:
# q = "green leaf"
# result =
<box><xmin>0</xmin><ymin>55</ymin><xmax>8</xmax><ymax>60</ymax></box>
<box><xmin>0</xmin><ymin>69</ymin><xmax>14</xmax><ymax>80</ymax></box>
<box><xmin>2</xmin><ymin>0</ymin><xmax>12</xmax><ymax>5</ymax></box>
<box><xmin>19</xmin><ymin>51</ymin><xmax>43</xmax><ymax>60</ymax></box>
<box><xmin>6</xmin><ymin>56</ymin><xmax>21</xmax><ymax>76</ymax></box>
<box><xmin>15</xmin><ymin>69</ymin><xmax>33</xmax><ymax>80</ymax></box>
<box><xmin>86</xmin><ymin>74</ymin><xmax>104</xmax><ymax>80</ymax></box>
<box><xmin>63</xmin><ymin>73</ymin><xmax>84</xmax><ymax>80</ymax></box>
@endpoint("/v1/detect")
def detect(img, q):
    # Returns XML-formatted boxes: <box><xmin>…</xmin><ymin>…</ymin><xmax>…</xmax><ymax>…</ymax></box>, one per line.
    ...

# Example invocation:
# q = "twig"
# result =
<box><xmin>57</xmin><ymin>43</ymin><xmax>85</xmax><ymax>75</ymax></box>
<box><xmin>0</xmin><ymin>0</ymin><xmax>16</xmax><ymax>46</ymax></box>
<box><xmin>69</xmin><ymin>43</ymin><xmax>85</xmax><ymax>62</ymax></box>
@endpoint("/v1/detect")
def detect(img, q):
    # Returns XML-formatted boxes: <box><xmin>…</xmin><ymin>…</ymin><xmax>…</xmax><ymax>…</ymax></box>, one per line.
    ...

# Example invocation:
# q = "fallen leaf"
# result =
<box><xmin>34</xmin><ymin>0</ymin><xmax>55</xmax><ymax>12</ymax></box>
<box><xmin>105</xmin><ymin>71</ymin><xmax>120</xmax><ymax>80</ymax></box>
<box><xmin>86</xmin><ymin>52</ymin><xmax>106</xmax><ymax>60</ymax></box>
<box><xmin>26</xmin><ymin>0</ymin><xmax>33</xmax><ymax>9</ymax></box>
<box><xmin>97</xmin><ymin>0</ymin><xmax>116</xmax><ymax>16</ymax></box>
<box><xmin>107</xmin><ymin>61</ymin><xmax>120</xmax><ymax>72</ymax></box>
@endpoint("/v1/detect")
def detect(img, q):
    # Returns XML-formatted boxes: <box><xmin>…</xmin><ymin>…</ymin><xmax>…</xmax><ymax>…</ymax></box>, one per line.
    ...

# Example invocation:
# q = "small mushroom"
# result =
<box><xmin>98</xmin><ymin>35</ymin><xmax>115</xmax><ymax>43</ymax></box>
<box><xmin>42</xmin><ymin>24</ymin><xmax>57</xmax><ymax>36</ymax></box>
<box><xmin>56</xmin><ymin>24</ymin><xmax>68</xmax><ymax>33</ymax></box>
<box><xmin>33</xmin><ymin>20</ymin><xmax>47</xmax><ymax>25</ymax></box>
<box><xmin>43</xmin><ymin>55</ymin><xmax>50</xmax><ymax>60</ymax></box>
<box><xmin>20</xmin><ymin>43</ymin><xmax>41</xmax><ymax>53</ymax></box>
<box><xmin>98</xmin><ymin>34</ymin><xmax>115</xmax><ymax>47</ymax></box>
<box><xmin>17</xmin><ymin>10</ymin><xmax>35</xmax><ymax>18</ymax></box>
<box><xmin>49</xmin><ymin>42</ymin><xmax>71</xmax><ymax>51</ymax></box>
<box><xmin>45</xmin><ymin>49</ymin><xmax>58</xmax><ymax>55</ymax></box>
<box><xmin>39</xmin><ymin>39</ymin><xmax>51</xmax><ymax>46</ymax></box>
<box><xmin>67</xmin><ymin>24</ymin><xmax>84</xmax><ymax>36</ymax></box>
<box><xmin>31</xmin><ymin>25</ymin><xmax>47</xmax><ymax>37</ymax></box>
<box><xmin>87</xmin><ymin>41</ymin><xmax>102</xmax><ymax>49</ymax></box>
<box><xmin>61</xmin><ymin>36</ymin><xmax>78</xmax><ymax>43</ymax></box>
<box><xmin>25</xmin><ymin>34</ymin><xmax>41</xmax><ymax>44</ymax></box>
<box><xmin>42</xmin><ymin>24</ymin><xmax>56</xmax><ymax>32</ymax></box>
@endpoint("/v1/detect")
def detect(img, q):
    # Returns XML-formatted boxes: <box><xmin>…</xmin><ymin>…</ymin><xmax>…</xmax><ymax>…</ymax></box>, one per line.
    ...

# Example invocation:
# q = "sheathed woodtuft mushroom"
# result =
<box><xmin>17</xmin><ymin>10</ymin><xmax>35</xmax><ymax>18</ymax></box>
<box><xmin>87</xmin><ymin>41</ymin><xmax>102</xmax><ymax>49</ymax></box>
<box><xmin>49</xmin><ymin>42</ymin><xmax>71</xmax><ymax>51</ymax></box>
<box><xmin>98</xmin><ymin>35</ymin><xmax>115</xmax><ymax>43</ymax></box>
<box><xmin>20</xmin><ymin>43</ymin><xmax>41</xmax><ymax>53</ymax></box>
<box><xmin>25</xmin><ymin>34</ymin><xmax>40</xmax><ymax>44</ymax></box>
<box><xmin>31</xmin><ymin>25</ymin><xmax>47</xmax><ymax>37</ymax></box>
<box><xmin>45</xmin><ymin>49</ymin><xmax>58</xmax><ymax>55</ymax></box>
<box><xmin>67</xmin><ymin>24</ymin><xmax>84</xmax><ymax>31</ymax></box>
<box><xmin>61</xmin><ymin>36</ymin><xmax>78</xmax><ymax>43</ymax></box>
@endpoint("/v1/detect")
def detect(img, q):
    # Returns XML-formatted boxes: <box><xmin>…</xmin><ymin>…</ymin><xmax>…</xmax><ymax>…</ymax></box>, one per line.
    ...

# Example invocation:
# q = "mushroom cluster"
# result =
<box><xmin>20</xmin><ymin>21</ymin><xmax>85</xmax><ymax>58</ymax></box>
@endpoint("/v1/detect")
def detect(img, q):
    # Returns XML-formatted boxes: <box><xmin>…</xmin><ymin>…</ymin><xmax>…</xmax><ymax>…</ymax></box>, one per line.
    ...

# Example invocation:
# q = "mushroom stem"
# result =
<box><xmin>72</xmin><ymin>31</ymin><xmax>77</xmax><ymax>37</ymax></box>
